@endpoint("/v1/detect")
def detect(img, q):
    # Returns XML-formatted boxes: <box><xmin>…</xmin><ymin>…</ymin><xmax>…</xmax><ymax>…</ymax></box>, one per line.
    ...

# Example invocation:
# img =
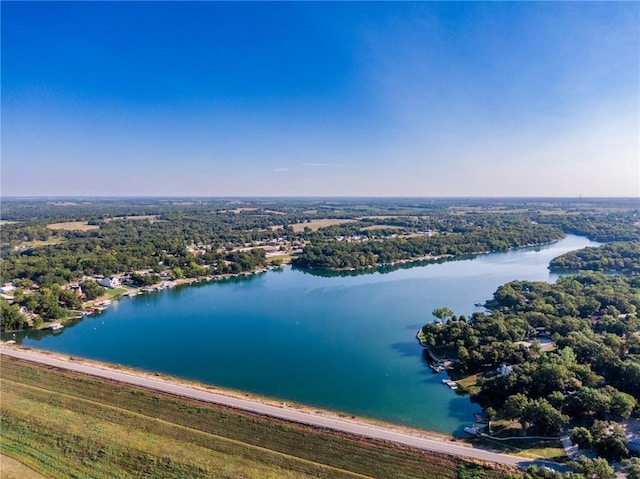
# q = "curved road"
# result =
<box><xmin>0</xmin><ymin>347</ymin><xmax>558</xmax><ymax>470</ymax></box>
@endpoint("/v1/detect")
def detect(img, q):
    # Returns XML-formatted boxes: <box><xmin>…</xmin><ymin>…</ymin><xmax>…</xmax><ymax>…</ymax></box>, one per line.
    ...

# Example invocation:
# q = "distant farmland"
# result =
<box><xmin>46</xmin><ymin>221</ymin><xmax>99</xmax><ymax>231</ymax></box>
<box><xmin>290</xmin><ymin>219</ymin><xmax>356</xmax><ymax>232</ymax></box>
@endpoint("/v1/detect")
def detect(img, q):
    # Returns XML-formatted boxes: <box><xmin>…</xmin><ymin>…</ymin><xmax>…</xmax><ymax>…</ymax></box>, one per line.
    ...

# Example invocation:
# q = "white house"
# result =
<box><xmin>0</xmin><ymin>284</ymin><xmax>16</xmax><ymax>294</ymax></box>
<box><xmin>99</xmin><ymin>276</ymin><xmax>121</xmax><ymax>288</ymax></box>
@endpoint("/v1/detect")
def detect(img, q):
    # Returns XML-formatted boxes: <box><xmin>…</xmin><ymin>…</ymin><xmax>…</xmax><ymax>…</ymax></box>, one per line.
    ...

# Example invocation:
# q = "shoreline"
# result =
<box><xmin>0</xmin><ymin>342</ymin><xmax>455</xmax><ymax>442</ymax></box>
<box><xmin>2</xmin><ymin>264</ymin><xmax>282</xmax><ymax>334</ymax></box>
<box><xmin>3</xmin><ymin>237</ymin><xmax>564</xmax><ymax>334</ymax></box>
<box><xmin>294</xmin><ymin>237</ymin><xmax>563</xmax><ymax>273</ymax></box>
<box><xmin>0</xmin><ymin>343</ymin><xmax>541</xmax><ymax>469</ymax></box>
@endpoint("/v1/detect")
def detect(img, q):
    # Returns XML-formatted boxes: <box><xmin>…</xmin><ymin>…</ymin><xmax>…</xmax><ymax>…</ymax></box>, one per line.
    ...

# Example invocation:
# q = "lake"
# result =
<box><xmin>13</xmin><ymin>234</ymin><xmax>600</xmax><ymax>435</ymax></box>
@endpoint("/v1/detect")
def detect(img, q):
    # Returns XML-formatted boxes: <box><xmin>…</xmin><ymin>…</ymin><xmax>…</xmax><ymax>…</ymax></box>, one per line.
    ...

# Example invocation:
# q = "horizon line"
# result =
<box><xmin>1</xmin><ymin>195</ymin><xmax>639</xmax><ymax>201</ymax></box>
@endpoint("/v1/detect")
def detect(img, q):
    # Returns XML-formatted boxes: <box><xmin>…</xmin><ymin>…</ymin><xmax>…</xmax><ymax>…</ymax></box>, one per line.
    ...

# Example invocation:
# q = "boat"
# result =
<box><xmin>464</xmin><ymin>426</ymin><xmax>479</xmax><ymax>435</ymax></box>
<box><xmin>49</xmin><ymin>323</ymin><xmax>64</xmax><ymax>332</ymax></box>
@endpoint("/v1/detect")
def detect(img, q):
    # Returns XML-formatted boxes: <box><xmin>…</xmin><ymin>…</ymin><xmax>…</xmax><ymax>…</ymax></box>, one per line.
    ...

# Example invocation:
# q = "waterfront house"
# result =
<box><xmin>99</xmin><ymin>276</ymin><xmax>121</xmax><ymax>288</ymax></box>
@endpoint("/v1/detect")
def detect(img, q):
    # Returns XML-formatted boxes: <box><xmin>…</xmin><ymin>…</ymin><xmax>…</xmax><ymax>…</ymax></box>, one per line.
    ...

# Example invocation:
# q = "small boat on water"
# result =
<box><xmin>49</xmin><ymin>323</ymin><xmax>64</xmax><ymax>332</ymax></box>
<box><xmin>464</xmin><ymin>426</ymin><xmax>479</xmax><ymax>435</ymax></box>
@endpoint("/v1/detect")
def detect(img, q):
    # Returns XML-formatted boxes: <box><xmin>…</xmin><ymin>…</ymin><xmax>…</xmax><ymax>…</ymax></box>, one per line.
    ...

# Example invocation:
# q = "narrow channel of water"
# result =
<box><xmin>13</xmin><ymin>235</ymin><xmax>599</xmax><ymax>435</ymax></box>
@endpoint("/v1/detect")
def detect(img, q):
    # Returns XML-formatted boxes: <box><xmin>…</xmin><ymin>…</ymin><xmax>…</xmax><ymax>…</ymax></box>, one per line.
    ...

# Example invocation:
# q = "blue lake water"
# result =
<box><xmin>15</xmin><ymin>234</ymin><xmax>599</xmax><ymax>435</ymax></box>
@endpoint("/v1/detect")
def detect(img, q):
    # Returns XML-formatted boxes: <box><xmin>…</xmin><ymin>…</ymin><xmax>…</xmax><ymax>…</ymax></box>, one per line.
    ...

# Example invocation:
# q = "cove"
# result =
<box><xmin>13</xmin><ymin>234</ymin><xmax>599</xmax><ymax>436</ymax></box>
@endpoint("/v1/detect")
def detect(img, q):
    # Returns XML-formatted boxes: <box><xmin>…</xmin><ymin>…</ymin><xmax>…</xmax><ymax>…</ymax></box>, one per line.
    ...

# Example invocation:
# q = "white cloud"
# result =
<box><xmin>300</xmin><ymin>162</ymin><xmax>355</xmax><ymax>168</ymax></box>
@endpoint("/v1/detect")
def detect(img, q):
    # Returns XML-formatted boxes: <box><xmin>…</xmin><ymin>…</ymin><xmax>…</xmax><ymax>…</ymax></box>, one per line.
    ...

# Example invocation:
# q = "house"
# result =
<box><xmin>497</xmin><ymin>363</ymin><xmax>513</xmax><ymax>376</ymax></box>
<box><xmin>69</xmin><ymin>283</ymin><xmax>83</xmax><ymax>295</ymax></box>
<box><xmin>534</xmin><ymin>326</ymin><xmax>549</xmax><ymax>337</ymax></box>
<box><xmin>0</xmin><ymin>284</ymin><xmax>17</xmax><ymax>294</ymax></box>
<box><xmin>99</xmin><ymin>276</ymin><xmax>121</xmax><ymax>288</ymax></box>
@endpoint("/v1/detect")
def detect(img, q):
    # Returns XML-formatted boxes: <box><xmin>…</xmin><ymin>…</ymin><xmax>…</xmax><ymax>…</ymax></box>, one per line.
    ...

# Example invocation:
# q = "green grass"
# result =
<box><xmin>0</xmin><ymin>356</ymin><xmax>519</xmax><ymax>479</ymax></box>
<box><xmin>100</xmin><ymin>287</ymin><xmax>129</xmax><ymax>301</ymax></box>
<box><xmin>454</xmin><ymin>374</ymin><xmax>481</xmax><ymax>395</ymax></box>
<box><xmin>475</xmin><ymin>435</ymin><xmax>566</xmax><ymax>462</ymax></box>
<box><xmin>472</xmin><ymin>422</ymin><xmax>566</xmax><ymax>462</ymax></box>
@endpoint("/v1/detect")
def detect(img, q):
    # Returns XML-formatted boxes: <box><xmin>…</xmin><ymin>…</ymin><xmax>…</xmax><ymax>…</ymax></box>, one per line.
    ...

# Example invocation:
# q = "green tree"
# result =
<box><xmin>609</xmin><ymin>391</ymin><xmax>636</xmax><ymax>419</ymax></box>
<box><xmin>590</xmin><ymin>421</ymin><xmax>629</xmax><ymax>461</ymax></box>
<box><xmin>432</xmin><ymin>307</ymin><xmax>454</xmax><ymax>321</ymax></box>
<box><xmin>171</xmin><ymin>267</ymin><xmax>184</xmax><ymax>279</ymax></box>
<box><xmin>569</xmin><ymin>456</ymin><xmax>615</xmax><ymax>479</ymax></box>
<box><xmin>501</xmin><ymin>393</ymin><xmax>530</xmax><ymax>430</ymax></box>
<box><xmin>59</xmin><ymin>289</ymin><xmax>82</xmax><ymax>309</ymax></box>
<box><xmin>524</xmin><ymin>398</ymin><xmax>567</xmax><ymax>435</ymax></box>
<box><xmin>569</xmin><ymin>427</ymin><xmax>593</xmax><ymax>449</ymax></box>
<box><xmin>623</xmin><ymin>457</ymin><xmax>640</xmax><ymax>479</ymax></box>
<box><xmin>0</xmin><ymin>300</ymin><xmax>28</xmax><ymax>331</ymax></box>
<box><xmin>81</xmin><ymin>280</ymin><xmax>106</xmax><ymax>301</ymax></box>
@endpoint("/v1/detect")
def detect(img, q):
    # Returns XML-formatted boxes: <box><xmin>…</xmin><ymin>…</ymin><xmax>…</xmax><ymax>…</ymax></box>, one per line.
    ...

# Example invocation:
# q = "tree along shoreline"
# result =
<box><xmin>418</xmin><ymin>266</ymin><xmax>640</xmax><ymax>467</ymax></box>
<box><xmin>0</xmin><ymin>264</ymin><xmax>280</xmax><ymax>333</ymax></box>
<box><xmin>293</xmin><ymin>231</ymin><xmax>564</xmax><ymax>271</ymax></box>
<box><xmin>296</xmin><ymin>239</ymin><xmax>568</xmax><ymax>274</ymax></box>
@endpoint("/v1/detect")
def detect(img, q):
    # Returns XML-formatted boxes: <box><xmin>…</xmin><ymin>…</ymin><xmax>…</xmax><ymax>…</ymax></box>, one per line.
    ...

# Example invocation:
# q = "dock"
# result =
<box><xmin>441</xmin><ymin>379</ymin><xmax>458</xmax><ymax>390</ymax></box>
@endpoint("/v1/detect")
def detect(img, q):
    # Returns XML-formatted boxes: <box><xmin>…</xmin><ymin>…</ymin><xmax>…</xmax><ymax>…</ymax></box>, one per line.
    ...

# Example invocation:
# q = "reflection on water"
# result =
<box><xmin>8</xmin><ymin>235</ymin><xmax>600</xmax><ymax>435</ymax></box>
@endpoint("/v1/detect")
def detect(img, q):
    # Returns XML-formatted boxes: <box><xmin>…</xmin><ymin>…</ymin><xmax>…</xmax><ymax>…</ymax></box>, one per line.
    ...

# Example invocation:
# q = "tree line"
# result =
<box><xmin>550</xmin><ymin>241</ymin><xmax>640</xmax><ymax>275</ymax></box>
<box><xmin>294</xmin><ymin>224</ymin><xmax>563</xmax><ymax>270</ymax></box>
<box><xmin>419</xmin><ymin>240</ymin><xmax>640</xmax><ymax>463</ymax></box>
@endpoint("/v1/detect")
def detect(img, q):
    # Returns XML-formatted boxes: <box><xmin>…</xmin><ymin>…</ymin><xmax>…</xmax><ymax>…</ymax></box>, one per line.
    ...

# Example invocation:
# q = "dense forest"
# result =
<box><xmin>550</xmin><ymin>242</ymin><xmax>640</xmax><ymax>275</ymax></box>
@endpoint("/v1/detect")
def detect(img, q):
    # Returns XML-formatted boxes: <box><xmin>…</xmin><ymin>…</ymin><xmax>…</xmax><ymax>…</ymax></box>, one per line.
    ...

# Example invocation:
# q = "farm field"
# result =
<box><xmin>0</xmin><ymin>355</ymin><xmax>514</xmax><ymax>479</ymax></box>
<box><xmin>46</xmin><ymin>221</ymin><xmax>100</xmax><ymax>231</ymax></box>
<box><xmin>290</xmin><ymin>219</ymin><xmax>356</xmax><ymax>232</ymax></box>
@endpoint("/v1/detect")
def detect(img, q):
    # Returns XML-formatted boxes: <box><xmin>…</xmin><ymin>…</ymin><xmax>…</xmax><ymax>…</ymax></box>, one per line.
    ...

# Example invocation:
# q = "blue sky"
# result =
<box><xmin>2</xmin><ymin>1</ymin><xmax>638</xmax><ymax>197</ymax></box>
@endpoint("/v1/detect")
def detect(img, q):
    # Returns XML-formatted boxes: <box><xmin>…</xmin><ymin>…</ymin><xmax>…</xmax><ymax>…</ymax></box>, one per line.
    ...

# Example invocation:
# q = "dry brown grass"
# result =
<box><xmin>46</xmin><ymin>221</ymin><xmax>99</xmax><ymax>231</ymax></box>
<box><xmin>290</xmin><ymin>219</ymin><xmax>355</xmax><ymax>232</ymax></box>
<box><xmin>0</xmin><ymin>454</ymin><xmax>47</xmax><ymax>479</ymax></box>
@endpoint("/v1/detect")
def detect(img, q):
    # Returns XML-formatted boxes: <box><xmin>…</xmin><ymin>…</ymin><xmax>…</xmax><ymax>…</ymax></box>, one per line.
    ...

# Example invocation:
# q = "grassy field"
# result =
<box><xmin>98</xmin><ymin>287</ymin><xmax>130</xmax><ymax>302</ymax></box>
<box><xmin>290</xmin><ymin>219</ymin><xmax>356</xmax><ymax>232</ymax></box>
<box><xmin>46</xmin><ymin>221</ymin><xmax>100</xmax><ymax>231</ymax></box>
<box><xmin>475</xmin><ymin>421</ymin><xmax>566</xmax><ymax>462</ymax></box>
<box><xmin>454</xmin><ymin>374</ymin><xmax>482</xmax><ymax>396</ymax></box>
<box><xmin>0</xmin><ymin>356</ymin><xmax>519</xmax><ymax>479</ymax></box>
<box><xmin>475</xmin><ymin>435</ymin><xmax>566</xmax><ymax>463</ymax></box>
